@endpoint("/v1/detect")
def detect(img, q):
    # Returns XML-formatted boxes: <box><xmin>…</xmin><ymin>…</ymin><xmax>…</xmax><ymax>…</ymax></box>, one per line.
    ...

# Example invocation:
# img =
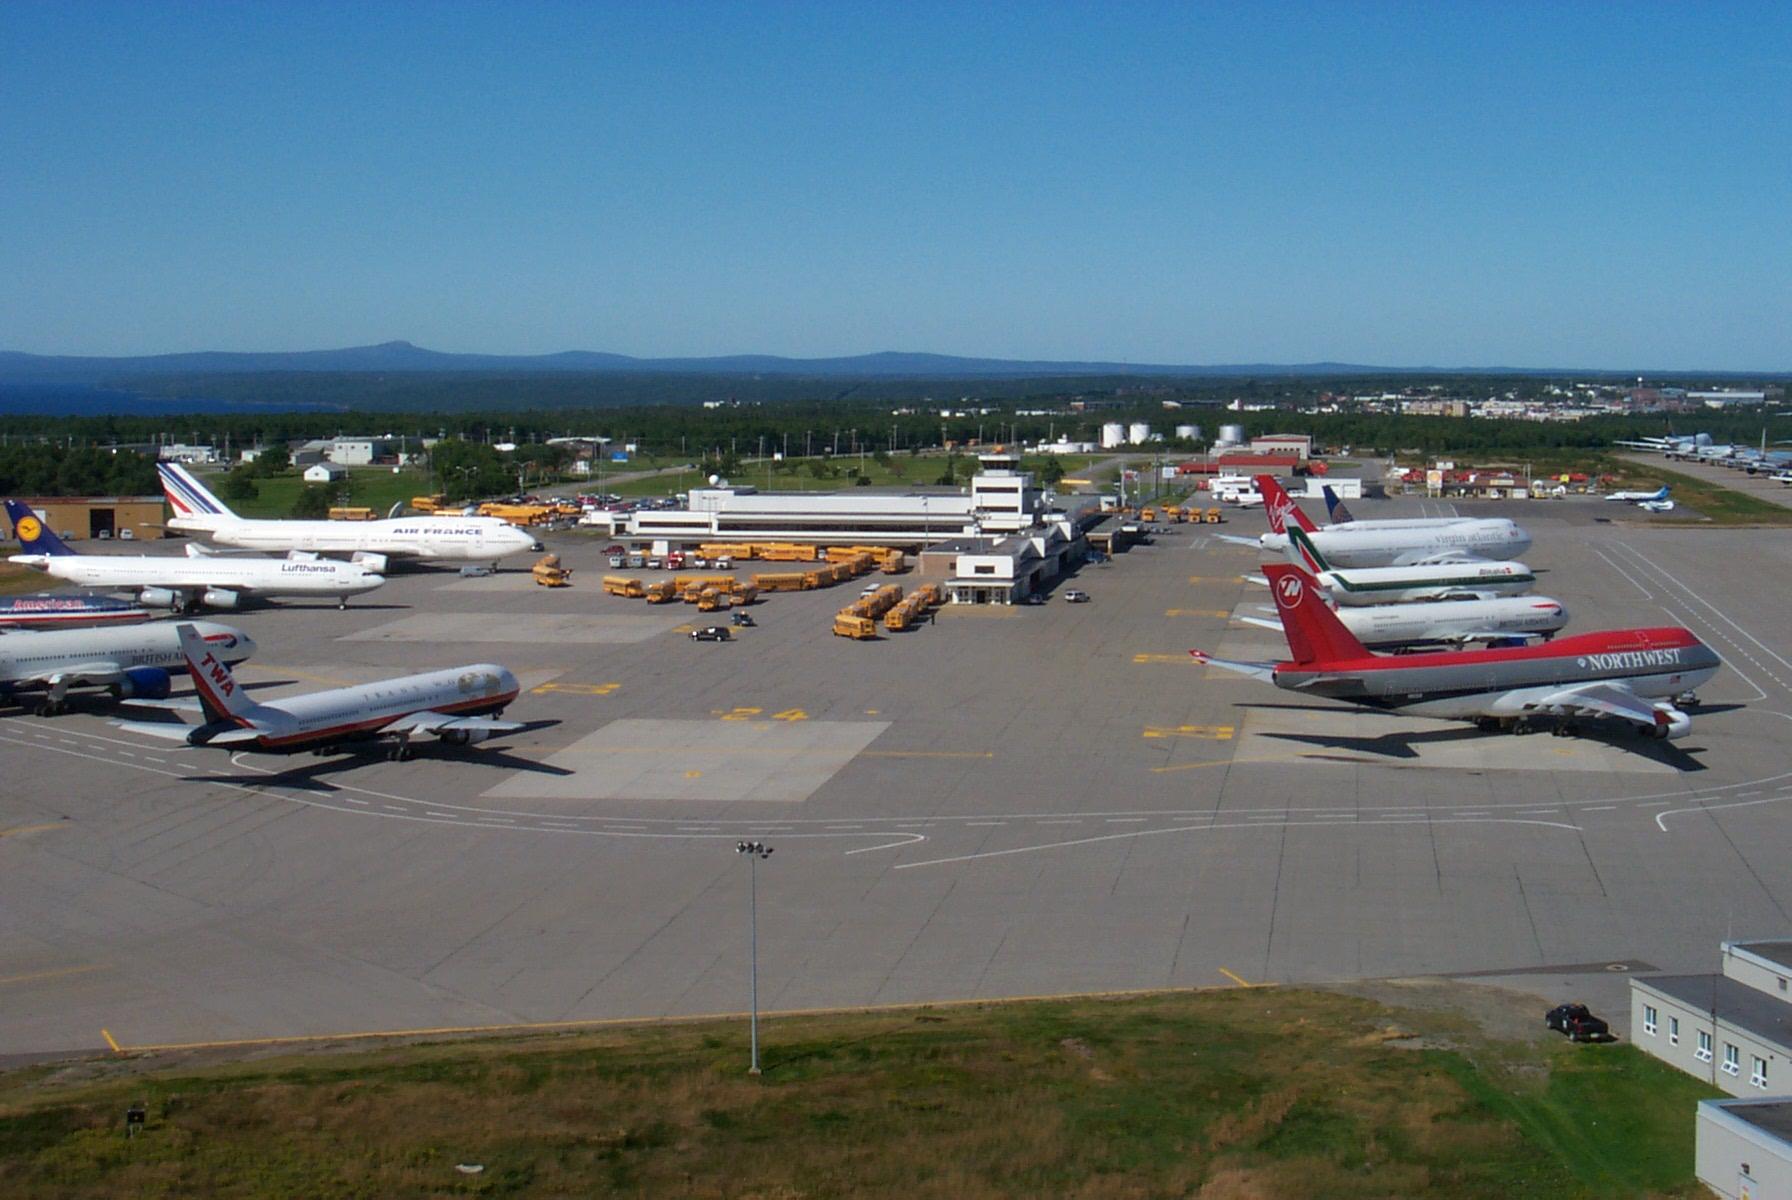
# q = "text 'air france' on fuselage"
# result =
<box><xmin>159</xmin><ymin>463</ymin><xmax>542</xmax><ymax>564</ymax></box>
<box><xmin>5</xmin><ymin>499</ymin><xmax>384</xmax><ymax>613</ymax></box>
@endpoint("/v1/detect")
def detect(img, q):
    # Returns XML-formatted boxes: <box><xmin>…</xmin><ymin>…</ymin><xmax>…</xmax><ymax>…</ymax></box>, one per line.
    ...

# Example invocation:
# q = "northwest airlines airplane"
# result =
<box><xmin>6</xmin><ymin>501</ymin><xmax>384</xmax><ymax>612</ymax></box>
<box><xmin>1219</xmin><ymin>476</ymin><xmax>1531</xmax><ymax>568</ymax></box>
<box><xmin>159</xmin><ymin>463</ymin><xmax>542</xmax><ymax>567</ymax></box>
<box><xmin>115</xmin><ymin>624</ymin><xmax>524</xmax><ymax>759</ymax></box>
<box><xmin>1196</xmin><ymin>564</ymin><xmax>1720</xmax><ymax>740</ymax></box>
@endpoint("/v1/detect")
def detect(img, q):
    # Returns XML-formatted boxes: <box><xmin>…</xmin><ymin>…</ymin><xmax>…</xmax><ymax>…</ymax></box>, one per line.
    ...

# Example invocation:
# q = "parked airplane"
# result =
<box><xmin>1195</xmin><ymin>564</ymin><xmax>1720</xmax><ymax>740</ymax></box>
<box><xmin>159</xmin><ymin>463</ymin><xmax>542</xmax><ymax>567</ymax></box>
<box><xmin>1614</xmin><ymin>433</ymin><xmax>1739</xmax><ymax>461</ymax></box>
<box><xmin>1219</xmin><ymin>476</ymin><xmax>1532</xmax><ymax>568</ymax></box>
<box><xmin>6</xmin><ymin>500</ymin><xmax>385</xmax><ymax>612</ymax></box>
<box><xmin>1251</xmin><ymin>525</ymin><xmax>1536</xmax><ymax>605</ymax></box>
<box><xmin>0</xmin><ymin>594</ymin><xmax>152</xmax><ymax>630</ymax></box>
<box><xmin>1321</xmin><ymin>483</ymin><xmax>1473</xmax><ymax>530</ymax></box>
<box><xmin>1605</xmin><ymin>485</ymin><xmax>1671</xmax><ymax>504</ymax></box>
<box><xmin>1238</xmin><ymin>595</ymin><xmax>1569</xmax><ymax>650</ymax></box>
<box><xmin>114</xmin><ymin>623</ymin><xmax>523</xmax><ymax>759</ymax></box>
<box><xmin>1</xmin><ymin>620</ymin><xmax>253</xmax><ymax>715</ymax></box>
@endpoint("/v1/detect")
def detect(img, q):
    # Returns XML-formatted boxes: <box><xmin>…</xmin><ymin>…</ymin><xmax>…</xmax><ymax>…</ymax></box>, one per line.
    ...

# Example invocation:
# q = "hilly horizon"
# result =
<box><xmin>7</xmin><ymin>341</ymin><xmax>1782</xmax><ymax>386</ymax></box>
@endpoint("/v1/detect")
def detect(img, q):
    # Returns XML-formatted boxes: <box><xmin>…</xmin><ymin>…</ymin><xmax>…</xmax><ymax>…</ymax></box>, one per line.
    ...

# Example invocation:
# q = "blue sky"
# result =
<box><xmin>3</xmin><ymin>2</ymin><xmax>1788</xmax><ymax>367</ymax></box>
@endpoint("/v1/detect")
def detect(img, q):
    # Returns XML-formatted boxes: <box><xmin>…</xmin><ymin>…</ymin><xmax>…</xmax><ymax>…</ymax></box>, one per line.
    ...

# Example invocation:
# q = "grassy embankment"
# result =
<box><xmin>0</xmin><ymin>987</ymin><xmax>1716</xmax><ymax>1198</ymax></box>
<box><xmin>197</xmin><ymin>468</ymin><xmax>434</xmax><ymax>519</ymax></box>
<box><xmin>0</xmin><ymin>562</ymin><xmax>48</xmax><ymax>596</ymax></box>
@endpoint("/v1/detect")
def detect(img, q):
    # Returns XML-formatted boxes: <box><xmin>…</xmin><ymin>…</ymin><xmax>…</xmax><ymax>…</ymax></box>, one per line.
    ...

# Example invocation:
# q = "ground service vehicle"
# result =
<box><xmin>1545</xmin><ymin>1004</ymin><xmax>1611</xmax><ymax>1042</ymax></box>
<box><xmin>731</xmin><ymin>611</ymin><xmax>755</xmax><ymax>627</ymax></box>
<box><xmin>532</xmin><ymin>554</ymin><xmax>571</xmax><ymax>587</ymax></box>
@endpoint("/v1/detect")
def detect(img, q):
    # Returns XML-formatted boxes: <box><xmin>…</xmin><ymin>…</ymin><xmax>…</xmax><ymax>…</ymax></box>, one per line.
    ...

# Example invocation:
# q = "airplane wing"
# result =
<box><xmin>19</xmin><ymin>662</ymin><xmax>127</xmax><ymax>699</ymax></box>
<box><xmin>1188</xmin><ymin>649</ymin><xmax>1277</xmax><ymax>681</ymax></box>
<box><xmin>118</xmin><ymin>697</ymin><xmax>204</xmax><ymax>713</ymax></box>
<box><xmin>110</xmin><ymin>720</ymin><xmax>264</xmax><ymax>744</ymax></box>
<box><xmin>1528</xmin><ymin>681</ymin><xmax>1681</xmax><ymax>732</ymax></box>
<box><xmin>386</xmin><ymin>711</ymin><xmax>528</xmax><ymax>737</ymax></box>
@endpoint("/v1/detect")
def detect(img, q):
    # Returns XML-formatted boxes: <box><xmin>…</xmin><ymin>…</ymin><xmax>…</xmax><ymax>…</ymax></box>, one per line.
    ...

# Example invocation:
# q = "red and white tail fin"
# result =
<box><xmin>1262</xmin><ymin>564</ymin><xmax>1368</xmax><ymax>665</ymax></box>
<box><xmin>1257</xmin><ymin>475</ymin><xmax>1317</xmax><ymax>535</ymax></box>
<box><xmin>176</xmin><ymin>622</ymin><xmax>261</xmax><ymax>726</ymax></box>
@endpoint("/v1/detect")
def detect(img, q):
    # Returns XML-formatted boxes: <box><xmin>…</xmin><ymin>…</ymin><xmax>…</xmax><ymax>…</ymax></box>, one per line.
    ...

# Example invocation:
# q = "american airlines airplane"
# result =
<box><xmin>115</xmin><ymin>624</ymin><xmax>524</xmax><ymax>759</ymax></box>
<box><xmin>1196</xmin><ymin>564</ymin><xmax>1721</xmax><ymax>740</ymax></box>
<box><xmin>1</xmin><ymin>620</ymin><xmax>253</xmax><ymax>715</ymax></box>
<box><xmin>6</xmin><ymin>501</ymin><xmax>384</xmax><ymax>612</ymax></box>
<box><xmin>1220</xmin><ymin>476</ymin><xmax>1533</xmax><ymax>568</ymax></box>
<box><xmin>159</xmin><ymin>464</ymin><xmax>541</xmax><ymax>568</ymax></box>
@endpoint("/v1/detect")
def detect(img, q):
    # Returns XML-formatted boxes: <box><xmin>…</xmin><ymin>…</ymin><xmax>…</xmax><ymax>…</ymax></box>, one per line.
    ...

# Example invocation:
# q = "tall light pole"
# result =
<box><xmin>736</xmin><ymin>840</ymin><xmax>774</xmax><ymax>1075</ymax></box>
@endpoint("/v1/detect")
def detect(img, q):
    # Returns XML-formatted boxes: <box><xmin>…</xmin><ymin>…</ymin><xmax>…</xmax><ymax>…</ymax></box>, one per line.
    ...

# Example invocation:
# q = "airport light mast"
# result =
<box><xmin>736</xmin><ymin>840</ymin><xmax>774</xmax><ymax>1075</ymax></box>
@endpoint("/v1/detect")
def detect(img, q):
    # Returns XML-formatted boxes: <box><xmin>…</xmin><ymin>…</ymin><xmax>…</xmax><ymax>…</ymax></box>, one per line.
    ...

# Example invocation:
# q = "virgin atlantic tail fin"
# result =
<box><xmin>1262</xmin><ymin>564</ymin><xmax>1368</xmax><ymax>665</ymax></box>
<box><xmin>1256</xmin><ymin>475</ymin><xmax>1317</xmax><ymax>535</ymax></box>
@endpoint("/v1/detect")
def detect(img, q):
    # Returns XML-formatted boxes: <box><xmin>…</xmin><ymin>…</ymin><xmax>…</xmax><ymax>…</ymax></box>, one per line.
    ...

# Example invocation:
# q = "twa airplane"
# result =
<box><xmin>1195</xmin><ymin>564</ymin><xmax>1721</xmax><ymax>740</ymax></box>
<box><xmin>114</xmin><ymin>624</ymin><xmax>524</xmax><ymax>759</ymax></box>
<box><xmin>160</xmin><ymin>463</ymin><xmax>541</xmax><ymax>567</ymax></box>
<box><xmin>1220</xmin><ymin>476</ymin><xmax>1530</xmax><ymax>568</ymax></box>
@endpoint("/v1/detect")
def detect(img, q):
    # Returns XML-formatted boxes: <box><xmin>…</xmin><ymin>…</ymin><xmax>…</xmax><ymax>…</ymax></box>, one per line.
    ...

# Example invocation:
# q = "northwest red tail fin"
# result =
<box><xmin>1263</xmin><ymin>564</ymin><xmax>1368</xmax><ymax>665</ymax></box>
<box><xmin>1257</xmin><ymin>475</ymin><xmax>1317</xmax><ymax>534</ymax></box>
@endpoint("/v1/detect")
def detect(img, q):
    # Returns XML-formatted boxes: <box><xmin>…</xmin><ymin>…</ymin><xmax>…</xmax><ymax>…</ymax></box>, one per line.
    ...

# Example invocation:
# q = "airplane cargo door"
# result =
<box><xmin>88</xmin><ymin>507</ymin><xmax>115</xmax><ymax>538</ymax></box>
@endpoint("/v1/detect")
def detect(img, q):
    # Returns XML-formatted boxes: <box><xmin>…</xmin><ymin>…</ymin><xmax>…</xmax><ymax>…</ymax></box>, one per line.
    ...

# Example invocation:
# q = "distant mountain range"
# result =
<box><xmin>0</xmin><ymin>340</ymin><xmax>1563</xmax><ymax>384</ymax></box>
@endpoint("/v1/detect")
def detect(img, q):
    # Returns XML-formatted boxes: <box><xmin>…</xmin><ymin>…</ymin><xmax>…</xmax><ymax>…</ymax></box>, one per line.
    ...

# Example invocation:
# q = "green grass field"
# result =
<box><xmin>0</xmin><ymin>562</ymin><xmax>49</xmax><ymax>595</ymax></box>
<box><xmin>190</xmin><ymin>468</ymin><xmax>435</xmax><ymax>519</ymax></box>
<box><xmin>0</xmin><ymin>987</ymin><xmax>1716</xmax><ymax>1198</ymax></box>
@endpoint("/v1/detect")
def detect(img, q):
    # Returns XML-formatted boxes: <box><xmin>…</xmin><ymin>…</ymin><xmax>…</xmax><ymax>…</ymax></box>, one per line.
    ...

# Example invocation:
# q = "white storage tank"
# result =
<box><xmin>1174</xmin><ymin>424</ymin><xmax>1201</xmax><ymax>441</ymax></box>
<box><xmin>1217</xmin><ymin>423</ymin><xmax>1245</xmax><ymax>447</ymax></box>
<box><xmin>1100</xmin><ymin>422</ymin><xmax>1126</xmax><ymax>449</ymax></box>
<box><xmin>1127</xmin><ymin>422</ymin><xmax>1151</xmax><ymax>445</ymax></box>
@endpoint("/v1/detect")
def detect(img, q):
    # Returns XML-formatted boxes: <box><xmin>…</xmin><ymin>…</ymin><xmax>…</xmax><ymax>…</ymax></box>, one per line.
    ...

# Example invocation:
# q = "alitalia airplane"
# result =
<box><xmin>114</xmin><ymin>623</ymin><xmax>524</xmax><ymax>759</ymax></box>
<box><xmin>159</xmin><ymin>463</ymin><xmax>542</xmax><ymax>568</ymax></box>
<box><xmin>1219</xmin><ymin>476</ymin><xmax>1531</xmax><ymax>568</ymax></box>
<box><xmin>1195</xmin><ymin>564</ymin><xmax>1720</xmax><ymax>740</ymax></box>
<box><xmin>1258</xmin><ymin>525</ymin><xmax>1536</xmax><ymax>605</ymax></box>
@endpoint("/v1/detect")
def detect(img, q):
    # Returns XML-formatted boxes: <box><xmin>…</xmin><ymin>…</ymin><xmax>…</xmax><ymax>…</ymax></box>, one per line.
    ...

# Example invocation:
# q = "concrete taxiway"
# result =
<box><xmin>3</xmin><ymin>497</ymin><xmax>1790</xmax><ymax>1056</ymax></box>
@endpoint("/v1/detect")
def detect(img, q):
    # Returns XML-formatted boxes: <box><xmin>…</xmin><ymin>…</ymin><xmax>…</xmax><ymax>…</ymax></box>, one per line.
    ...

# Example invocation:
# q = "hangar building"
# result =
<box><xmin>2</xmin><ymin>496</ymin><xmax>167</xmax><ymax>541</ymax></box>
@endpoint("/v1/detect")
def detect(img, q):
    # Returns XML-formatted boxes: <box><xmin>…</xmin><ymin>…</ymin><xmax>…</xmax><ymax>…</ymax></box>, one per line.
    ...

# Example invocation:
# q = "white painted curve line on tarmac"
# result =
<box><xmin>842</xmin><ymin>833</ymin><xmax>928</xmax><ymax>855</ymax></box>
<box><xmin>893</xmin><ymin>816</ymin><xmax>1586</xmax><ymax>870</ymax></box>
<box><xmin>1655</xmin><ymin>794</ymin><xmax>1792</xmax><ymax>832</ymax></box>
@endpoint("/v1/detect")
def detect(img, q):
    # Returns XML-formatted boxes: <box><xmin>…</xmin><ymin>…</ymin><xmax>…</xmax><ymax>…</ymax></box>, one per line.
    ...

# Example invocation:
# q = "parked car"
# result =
<box><xmin>731</xmin><ymin>611</ymin><xmax>756</xmax><ymax>627</ymax></box>
<box><xmin>608</xmin><ymin>555</ymin><xmax>625</xmax><ymax>568</ymax></box>
<box><xmin>691</xmin><ymin>625</ymin><xmax>732</xmax><ymax>642</ymax></box>
<box><xmin>626</xmin><ymin>554</ymin><xmax>645</xmax><ymax>569</ymax></box>
<box><xmin>459</xmin><ymin>564</ymin><xmax>495</xmax><ymax>578</ymax></box>
<box><xmin>1545</xmin><ymin>1003</ymin><xmax>1611</xmax><ymax>1043</ymax></box>
<box><xmin>118</xmin><ymin>529</ymin><xmax>135</xmax><ymax>540</ymax></box>
<box><xmin>603</xmin><ymin>544</ymin><xmax>624</xmax><ymax>555</ymax></box>
<box><xmin>1064</xmin><ymin>589</ymin><xmax>1090</xmax><ymax>603</ymax></box>
<box><xmin>646</xmin><ymin>557</ymin><xmax>662</xmax><ymax>570</ymax></box>
<box><xmin>1021</xmin><ymin>593</ymin><xmax>1046</xmax><ymax>606</ymax></box>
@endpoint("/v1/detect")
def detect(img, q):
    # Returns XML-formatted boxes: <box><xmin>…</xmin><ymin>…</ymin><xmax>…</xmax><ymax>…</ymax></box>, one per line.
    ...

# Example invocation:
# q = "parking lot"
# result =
<box><xmin>3</xmin><ymin>497</ymin><xmax>1791</xmax><ymax>1056</ymax></box>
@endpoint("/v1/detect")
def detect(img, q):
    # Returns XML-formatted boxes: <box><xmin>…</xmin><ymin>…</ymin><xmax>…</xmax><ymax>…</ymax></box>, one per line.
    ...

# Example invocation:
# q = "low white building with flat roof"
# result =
<box><xmin>1698</xmin><ymin>1097</ymin><xmax>1792</xmax><ymax>1199</ymax></box>
<box><xmin>1632</xmin><ymin>940</ymin><xmax>1792</xmax><ymax>1097</ymax></box>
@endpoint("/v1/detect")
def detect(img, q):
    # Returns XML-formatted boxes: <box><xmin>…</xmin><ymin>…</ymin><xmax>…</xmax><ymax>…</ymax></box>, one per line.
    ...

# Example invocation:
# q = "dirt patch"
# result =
<box><xmin>1331</xmin><ymin>977</ymin><xmax>1555</xmax><ymax>1047</ymax></box>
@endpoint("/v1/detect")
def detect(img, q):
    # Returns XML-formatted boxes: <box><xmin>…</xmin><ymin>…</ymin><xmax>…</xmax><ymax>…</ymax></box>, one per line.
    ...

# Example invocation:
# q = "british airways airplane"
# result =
<box><xmin>159</xmin><ymin>463</ymin><xmax>541</xmax><ymax>569</ymax></box>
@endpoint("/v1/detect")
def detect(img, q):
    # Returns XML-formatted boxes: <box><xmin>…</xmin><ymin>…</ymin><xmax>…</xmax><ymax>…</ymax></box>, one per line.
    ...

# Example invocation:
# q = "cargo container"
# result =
<box><xmin>602</xmin><ymin>575</ymin><xmax>646</xmax><ymax>598</ymax></box>
<box><xmin>644</xmin><ymin>581</ymin><xmax>678</xmax><ymax>603</ymax></box>
<box><xmin>832</xmin><ymin>612</ymin><xmax>878</xmax><ymax>639</ymax></box>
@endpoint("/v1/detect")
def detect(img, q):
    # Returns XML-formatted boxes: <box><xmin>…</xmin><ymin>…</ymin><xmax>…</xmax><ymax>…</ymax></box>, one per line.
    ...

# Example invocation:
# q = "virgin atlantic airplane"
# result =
<box><xmin>1194</xmin><ymin>564</ymin><xmax>1722</xmax><ymax>740</ymax></box>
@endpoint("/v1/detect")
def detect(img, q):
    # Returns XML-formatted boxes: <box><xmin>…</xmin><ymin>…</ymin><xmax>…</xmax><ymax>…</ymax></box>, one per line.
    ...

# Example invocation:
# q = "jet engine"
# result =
<box><xmin>199</xmin><ymin>588</ymin><xmax>241</xmax><ymax>609</ymax></box>
<box><xmin>351</xmin><ymin>551</ymin><xmax>388</xmax><ymax>573</ymax></box>
<box><xmin>113</xmin><ymin>666</ymin><xmax>172</xmax><ymax>700</ymax></box>
<box><xmin>139</xmin><ymin>586</ymin><xmax>180</xmax><ymax>610</ymax></box>
<box><xmin>1653</xmin><ymin>707</ymin><xmax>1692</xmax><ymax>740</ymax></box>
<box><xmin>438</xmin><ymin>727</ymin><xmax>493</xmax><ymax>746</ymax></box>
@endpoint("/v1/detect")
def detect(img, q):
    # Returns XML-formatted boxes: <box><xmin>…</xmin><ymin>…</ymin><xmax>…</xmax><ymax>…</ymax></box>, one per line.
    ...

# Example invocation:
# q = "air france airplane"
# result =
<box><xmin>160</xmin><ymin>463</ymin><xmax>541</xmax><ymax>568</ymax></box>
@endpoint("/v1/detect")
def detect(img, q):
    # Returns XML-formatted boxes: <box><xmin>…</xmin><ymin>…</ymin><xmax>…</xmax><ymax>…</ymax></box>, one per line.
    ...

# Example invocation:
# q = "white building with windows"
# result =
<box><xmin>1631</xmin><ymin>940</ymin><xmax>1792</xmax><ymax>1097</ymax></box>
<box><xmin>1697</xmin><ymin>1097</ymin><xmax>1792</xmax><ymax>1199</ymax></box>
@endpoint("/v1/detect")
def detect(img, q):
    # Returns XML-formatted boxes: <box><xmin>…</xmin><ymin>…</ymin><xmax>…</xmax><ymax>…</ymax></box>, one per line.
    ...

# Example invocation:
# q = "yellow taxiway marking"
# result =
<box><xmin>101</xmin><ymin>1028</ymin><xmax>121</xmax><ymax>1053</ymax></box>
<box><xmin>684</xmin><ymin>770</ymin><xmax>702</xmax><ymax>779</ymax></box>
<box><xmin>862</xmin><ymin>750</ymin><xmax>994</xmax><ymax>760</ymax></box>
<box><xmin>1133</xmin><ymin>653</ymin><xmax>1196</xmax><ymax>664</ymax></box>
<box><xmin>1150</xmin><ymin>756</ymin><xmax>1296</xmax><ymax>774</ymax></box>
<box><xmin>864</xmin><ymin>709</ymin><xmax>881</xmax><ymax>715</ymax></box>
<box><xmin>531</xmin><ymin>681</ymin><xmax>620</xmax><ymax>696</ymax></box>
<box><xmin>0</xmin><ymin>821</ymin><xmax>65</xmax><ymax>840</ymax></box>
<box><xmin>1164</xmin><ymin>608</ymin><xmax>1231</xmax><ymax>618</ymax></box>
<box><xmin>0</xmin><ymin>964</ymin><xmax>103</xmax><ymax>987</ymax></box>
<box><xmin>1142</xmin><ymin>725</ymin><xmax>1234</xmax><ymax>741</ymax></box>
<box><xmin>102</xmin><ymin>980</ymin><xmax>1273</xmax><ymax>1056</ymax></box>
<box><xmin>715</xmin><ymin>706</ymin><xmax>764</xmax><ymax>720</ymax></box>
<box><xmin>1218</xmin><ymin>968</ymin><xmax>1261</xmax><ymax>989</ymax></box>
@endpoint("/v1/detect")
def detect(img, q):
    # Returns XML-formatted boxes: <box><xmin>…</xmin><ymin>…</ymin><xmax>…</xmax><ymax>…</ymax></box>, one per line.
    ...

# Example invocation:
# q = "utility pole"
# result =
<box><xmin>736</xmin><ymin>841</ymin><xmax>774</xmax><ymax>1075</ymax></box>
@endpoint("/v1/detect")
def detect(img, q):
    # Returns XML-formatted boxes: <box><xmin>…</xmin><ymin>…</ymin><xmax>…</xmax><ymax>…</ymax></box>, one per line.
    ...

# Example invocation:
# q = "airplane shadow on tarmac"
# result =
<box><xmin>181</xmin><ymin>722</ymin><xmax>575</xmax><ymax>791</ymax></box>
<box><xmin>1232</xmin><ymin>702</ymin><xmax>1710</xmax><ymax>772</ymax></box>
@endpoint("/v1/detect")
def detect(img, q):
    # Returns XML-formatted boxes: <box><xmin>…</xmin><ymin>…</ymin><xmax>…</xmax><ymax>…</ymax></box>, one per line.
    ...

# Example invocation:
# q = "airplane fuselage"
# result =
<box><xmin>196</xmin><ymin>664</ymin><xmax>521</xmax><ymax>752</ymax></box>
<box><xmin>10</xmin><ymin>553</ymin><xmax>384</xmax><ymax>602</ymax></box>
<box><xmin>175</xmin><ymin>516</ymin><xmax>541</xmax><ymax>563</ymax></box>
<box><xmin>1259</xmin><ymin>519</ymin><xmax>1532</xmax><ymax>568</ymax></box>
<box><xmin>0</xmin><ymin>621</ymin><xmax>253</xmax><ymax>691</ymax></box>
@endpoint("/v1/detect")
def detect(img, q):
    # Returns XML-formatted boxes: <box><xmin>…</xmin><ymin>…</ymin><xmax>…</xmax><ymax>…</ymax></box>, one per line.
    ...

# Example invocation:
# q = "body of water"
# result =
<box><xmin>0</xmin><ymin>384</ymin><xmax>334</xmax><ymax>416</ymax></box>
